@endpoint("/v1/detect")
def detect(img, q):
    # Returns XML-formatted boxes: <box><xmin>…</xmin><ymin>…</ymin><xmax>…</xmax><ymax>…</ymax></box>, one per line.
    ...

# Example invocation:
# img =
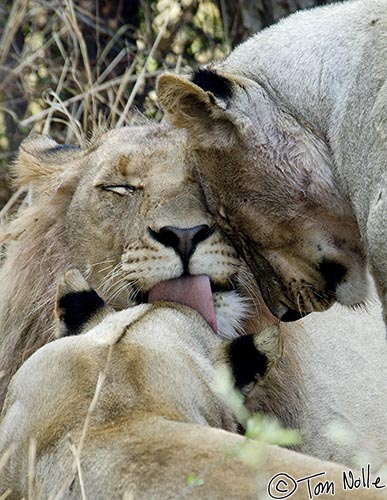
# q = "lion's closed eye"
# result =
<box><xmin>101</xmin><ymin>184</ymin><xmax>142</xmax><ymax>195</ymax></box>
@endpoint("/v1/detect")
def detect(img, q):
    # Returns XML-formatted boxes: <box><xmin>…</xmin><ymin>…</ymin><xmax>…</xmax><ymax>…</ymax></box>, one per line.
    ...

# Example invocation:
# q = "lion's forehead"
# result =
<box><xmin>90</xmin><ymin>127</ymin><xmax>194</xmax><ymax>190</ymax></box>
<box><xmin>92</xmin><ymin>124</ymin><xmax>187</xmax><ymax>161</ymax></box>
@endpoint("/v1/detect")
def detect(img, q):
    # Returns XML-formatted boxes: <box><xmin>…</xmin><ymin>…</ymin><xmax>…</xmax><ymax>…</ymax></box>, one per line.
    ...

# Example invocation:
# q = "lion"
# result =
<box><xmin>1</xmin><ymin>269</ymin><xmax>385</xmax><ymax>500</ymax></box>
<box><xmin>2</xmin><ymin>123</ymin><xmax>387</xmax><ymax>470</ymax></box>
<box><xmin>157</xmin><ymin>0</ymin><xmax>387</xmax><ymax>324</ymax></box>
<box><xmin>0</xmin><ymin>123</ymin><xmax>302</xmax><ymax>427</ymax></box>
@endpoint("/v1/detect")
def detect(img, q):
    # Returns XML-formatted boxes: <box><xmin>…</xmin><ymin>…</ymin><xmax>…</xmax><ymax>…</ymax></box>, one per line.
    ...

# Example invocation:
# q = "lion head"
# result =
<box><xmin>0</xmin><ymin>121</ymin><xmax>276</xmax><ymax>407</ymax></box>
<box><xmin>157</xmin><ymin>70</ymin><xmax>370</xmax><ymax>321</ymax></box>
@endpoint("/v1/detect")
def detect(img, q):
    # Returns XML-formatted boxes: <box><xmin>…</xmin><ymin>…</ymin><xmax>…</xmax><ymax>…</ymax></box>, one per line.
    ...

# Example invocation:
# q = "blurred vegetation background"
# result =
<box><xmin>0</xmin><ymin>0</ymin><xmax>337</xmax><ymax>210</ymax></box>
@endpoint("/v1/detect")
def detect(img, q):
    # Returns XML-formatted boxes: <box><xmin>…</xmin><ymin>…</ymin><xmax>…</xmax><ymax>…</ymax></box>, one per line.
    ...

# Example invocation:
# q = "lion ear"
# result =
<box><xmin>157</xmin><ymin>71</ymin><xmax>239</xmax><ymax>148</ymax></box>
<box><xmin>223</xmin><ymin>326</ymin><xmax>283</xmax><ymax>393</ymax></box>
<box><xmin>13</xmin><ymin>133</ymin><xmax>82</xmax><ymax>191</ymax></box>
<box><xmin>55</xmin><ymin>269</ymin><xmax>113</xmax><ymax>338</ymax></box>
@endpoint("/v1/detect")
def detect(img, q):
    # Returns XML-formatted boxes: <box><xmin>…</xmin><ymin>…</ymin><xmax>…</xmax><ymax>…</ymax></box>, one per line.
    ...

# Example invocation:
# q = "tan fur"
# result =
<box><xmin>0</xmin><ymin>123</ymin><xmax>302</xmax><ymax>431</ymax></box>
<box><xmin>1</xmin><ymin>273</ymin><xmax>385</xmax><ymax>499</ymax></box>
<box><xmin>3</xmin><ymin>122</ymin><xmax>387</xmax><ymax>474</ymax></box>
<box><xmin>157</xmin><ymin>0</ymin><xmax>387</xmax><ymax>323</ymax></box>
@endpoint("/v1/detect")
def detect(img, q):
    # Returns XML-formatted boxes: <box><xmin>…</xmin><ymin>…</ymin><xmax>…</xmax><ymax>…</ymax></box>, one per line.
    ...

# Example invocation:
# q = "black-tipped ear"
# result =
<box><xmin>226</xmin><ymin>326</ymin><xmax>282</xmax><ymax>391</ymax></box>
<box><xmin>192</xmin><ymin>68</ymin><xmax>233</xmax><ymax>102</ymax></box>
<box><xmin>55</xmin><ymin>269</ymin><xmax>111</xmax><ymax>337</ymax></box>
<box><xmin>157</xmin><ymin>73</ymin><xmax>238</xmax><ymax>148</ymax></box>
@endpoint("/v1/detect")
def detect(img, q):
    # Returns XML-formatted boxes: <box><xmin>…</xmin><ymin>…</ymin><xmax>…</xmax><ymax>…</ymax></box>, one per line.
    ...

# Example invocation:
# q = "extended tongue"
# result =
<box><xmin>148</xmin><ymin>275</ymin><xmax>217</xmax><ymax>333</ymax></box>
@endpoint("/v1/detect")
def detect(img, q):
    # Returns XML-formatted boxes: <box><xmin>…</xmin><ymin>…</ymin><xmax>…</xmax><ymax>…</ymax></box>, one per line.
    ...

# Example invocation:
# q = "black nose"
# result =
<box><xmin>319</xmin><ymin>259</ymin><xmax>347</xmax><ymax>293</ymax></box>
<box><xmin>148</xmin><ymin>224</ymin><xmax>212</xmax><ymax>272</ymax></box>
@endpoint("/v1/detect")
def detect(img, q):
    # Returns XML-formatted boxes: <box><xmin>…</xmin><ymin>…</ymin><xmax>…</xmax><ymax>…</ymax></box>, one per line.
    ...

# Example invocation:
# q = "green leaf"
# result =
<box><xmin>186</xmin><ymin>473</ymin><xmax>205</xmax><ymax>487</ymax></box>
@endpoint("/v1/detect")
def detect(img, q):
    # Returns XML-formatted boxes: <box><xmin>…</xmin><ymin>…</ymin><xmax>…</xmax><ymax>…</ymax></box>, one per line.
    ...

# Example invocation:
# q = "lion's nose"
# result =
<box><xmin>319</xmin><ymin>259</ymin><xmax>347</xmax><ymax>293</ymax></box>
<box><xmin>148</xmin><ymin>225</ymin><xmax>212</xmax><ymax>272</ymax></box>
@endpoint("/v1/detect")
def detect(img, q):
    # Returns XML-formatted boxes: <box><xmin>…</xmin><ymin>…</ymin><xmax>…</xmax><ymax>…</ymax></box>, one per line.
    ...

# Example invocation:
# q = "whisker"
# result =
<box><xmin>109</xmin><ymin>282</ymin><xmax>131</xmax><ymax>305</ymax></box>
<box><xmin>103</xmin><ymin>276</ymin><xmax>128</xmax><ymax>300</ymax></box>
<box><xmin>99</xmin><ymin>262</ymin><xmax>124</xmax><ymax>295</ymax></box>
<box><xmin>235</xmin><ymin>266</ymin><xmax>263</xmax><ymax>316</ymax></box>
<box><xmin>89</xmin><ymin>258</ymin><xmax>116</xmax><ymax>268</ymax></box>
<box><xmin>96</xmin><ymin>263</ymin><xmax>117</xmax><ymax>275</ymax></box>
<box><xmin>129</xmin><ymin>282</ymin><xmax>145</xmax><ymax>303</ymax></box>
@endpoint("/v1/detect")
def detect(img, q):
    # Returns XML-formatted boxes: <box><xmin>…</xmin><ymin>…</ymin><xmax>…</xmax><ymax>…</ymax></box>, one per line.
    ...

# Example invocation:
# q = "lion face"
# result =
<box><xmin>0</xmin><ymin>121</ymin><xmax>276</xmax><ymax>409</ymax></box>
<box><xmin>195</xmin><ymin>148</ymin><xmax>368</xmax><ymax>321</ymax></box>
<box><xmin>29</xmin><ymin>125</ymin><xmax>256</xmax><ymax>338</ymax></box>
<box><xmin>157</xmin><ymin>71</ymin><xmax>370</xmax><ymax>321</ymax></box>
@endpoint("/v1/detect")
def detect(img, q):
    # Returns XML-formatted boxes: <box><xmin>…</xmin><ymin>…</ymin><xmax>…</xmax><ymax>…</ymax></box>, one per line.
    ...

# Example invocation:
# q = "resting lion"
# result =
<box><xmin>157</xmin><ymin>0</ymin><xmax>387</xmax><ymax>323</ymax></box>
<box><xmin>0</xmin><ymin>123</ymin><xmax>301</xmax><ymax>424</ymax></box>
<box><xmin>1</xmin><ymin>270</ymin><xmax>385</xmax><ymax>499</ymax></box>
<box><xmin>2</xmin><ymin>123</ymin><xmax>387</xmax><ymax>468</ymax></box>
<box><xmin>0</xmin><ymin>124</ymin><xmax>270</xmax><ymax>403</ymax></box>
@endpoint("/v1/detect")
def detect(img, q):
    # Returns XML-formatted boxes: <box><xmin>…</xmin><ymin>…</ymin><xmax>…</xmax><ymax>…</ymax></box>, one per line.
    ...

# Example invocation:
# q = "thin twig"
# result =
<box><xmin>0</xmin><ymin>0</ymin><xmax>28</xmax><ymax>67</ymax></box>
<box><xmin>28</xmin><ymin>438</ymin><xmax>37</xmax><ymax>500</ymax></box>
<box><xmin>43</xmin><ymin>58</ymin><xmax>71</xmax><ymax>135</ymax></box>
<box><xmin>0</xmin><ymin>187</ymin><xmax>26</xmax><ymax>227</ymax></box>
<box><xmin>0</xmin><ymin>446</ymin><xmax>13</xmax><ymax>476</ymax></box>
<box><xmin>53</xmin><ymin>344</ymin><xmax>114</xmax><ymax>500</ymax></box>
<box><xmin>43</xmin><ymin>90</ymin><xmax>85</xmax><ymax>145</ymax></box>
<box><xmin>0</xmin><ymin>489</ymin><xmax>12</xmax><ymax>500</ymax></box>
<box><xmin>116</xmin><ymin>10</ymin><xmax>172</xmax><ymax>127</ymax></box>
<box><xmin>0</xmin><ymin>26</ymin><xmax>68</xmax><ymax>91</ymax></box>
<box><xmin>109</xmin><ymin>57</ymin><xmax>137</xmax><ymax>127</ymax></box>
<box><xmin>20</xmin><ymin>71</ymin><xmax>165</xmax><ymax>127</ymax></box>
<box><xmin>64</xmin><ymin>0</ymin><xmax>96</xmax><ymax>131</ymax></box>
<box><xmin>219</xmin><ymin>0</ymin><xmax>231</xmax><ymax>52</ymax></box>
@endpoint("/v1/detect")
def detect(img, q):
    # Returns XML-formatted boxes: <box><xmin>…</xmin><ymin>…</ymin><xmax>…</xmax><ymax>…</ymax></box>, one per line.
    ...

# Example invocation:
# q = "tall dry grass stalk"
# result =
<box><xmin>47</xmin><ymin>344</ymin><xmax>114</xmax><ymax>500</ymax></box>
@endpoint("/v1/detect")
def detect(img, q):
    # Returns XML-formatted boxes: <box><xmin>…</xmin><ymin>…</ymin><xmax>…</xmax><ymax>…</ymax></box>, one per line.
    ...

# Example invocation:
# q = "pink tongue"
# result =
<box><xmin>148</xmin><ymin>275</ymin><xmax>217</xmax><ymax>333</ymax></box>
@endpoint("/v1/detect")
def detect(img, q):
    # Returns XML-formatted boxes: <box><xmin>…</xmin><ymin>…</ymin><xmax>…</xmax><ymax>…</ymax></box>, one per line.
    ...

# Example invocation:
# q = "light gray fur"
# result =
<box><xmin>158</xmin><ymin>0</ymin><xmax>387</xmax><ymax>321</ymax></box>
<box><xmin>220</xmin><ymin>0</ymin><xmax>387</xmax><ymax>312</ymax></box>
